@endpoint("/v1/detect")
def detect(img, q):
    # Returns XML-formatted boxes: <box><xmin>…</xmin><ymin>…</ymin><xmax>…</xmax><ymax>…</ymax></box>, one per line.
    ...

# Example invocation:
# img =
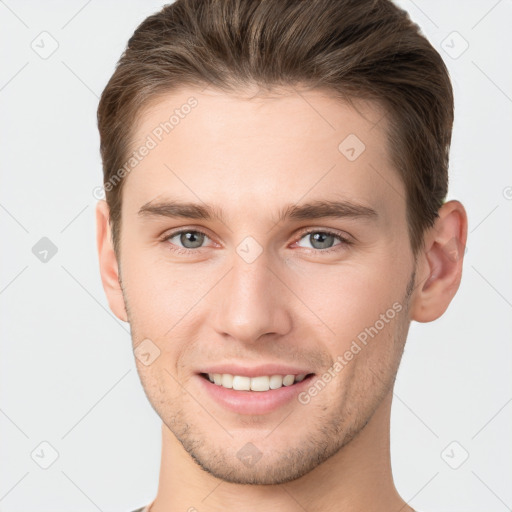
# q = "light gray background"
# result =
<box><xmin>1</xmin><ymin>1</ymin><xmax>511</xmax><ymax>511</ymax></box>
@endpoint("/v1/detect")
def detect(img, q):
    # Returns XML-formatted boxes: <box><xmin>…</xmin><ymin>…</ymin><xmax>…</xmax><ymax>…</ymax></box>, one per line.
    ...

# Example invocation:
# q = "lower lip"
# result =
<box><xmin>196</xmin><ymin>374</ymin><xmax>315</xmax><ymax>415</ymax></box>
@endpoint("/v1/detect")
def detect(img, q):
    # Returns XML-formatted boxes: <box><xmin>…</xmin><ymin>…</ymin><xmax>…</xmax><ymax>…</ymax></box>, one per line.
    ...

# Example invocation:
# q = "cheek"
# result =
<box><xmin>135</xmin><ymin>359</ymin><xmax>183</xmax><ymax>415</ymax></box>
<box><xmin>121</xmin><ymin>244</ymin><xmax>211</xmax><ymax>328</ymax></box>
<box><xmin>133</xmin><ymin>327</ymin><xmax>196</xmax><ymax>399</ymax></box>
<box><xmin>301</xmin><ymin>265</ymin><xmax>399</xmax><ymax>324</ymax></box>
<box><xmin>298</xmin><ymin>258</ymin><xmax>408</xmax><ymax>359</ymax></box>
<box><xmin>122</xmin><ymin>228</ymin><xmax>409</xmax><ymax>342</ymax></box>
<box><xmin>122</xmin><ymin>250</ymin><xmax>214</xmax><ymax>373</ymax></box>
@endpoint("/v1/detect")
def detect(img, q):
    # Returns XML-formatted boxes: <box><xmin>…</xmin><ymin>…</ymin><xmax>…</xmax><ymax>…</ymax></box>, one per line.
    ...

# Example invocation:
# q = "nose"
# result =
<box><xmin>211</xmin><ymin>250</ymin><xmax>293</xmax><ymax>344</ymax></box>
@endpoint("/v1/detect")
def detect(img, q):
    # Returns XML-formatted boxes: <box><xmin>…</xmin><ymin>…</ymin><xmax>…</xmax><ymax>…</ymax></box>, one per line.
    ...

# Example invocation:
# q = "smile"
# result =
<box><xmin>196</xmin><ymin>371</ymin><xmax>316</xmax><ymax>414</ymax></box>
<box><xmin>201</xmin><ymin>372</ymin><xmax>314</xmax><ymax>391</ymax></box>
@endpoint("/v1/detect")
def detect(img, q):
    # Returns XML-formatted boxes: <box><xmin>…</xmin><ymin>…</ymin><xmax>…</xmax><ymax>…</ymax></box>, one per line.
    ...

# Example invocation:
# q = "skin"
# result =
<box><xmin>96</xmin><ymin>86</ymin><xmax>467</xmax><ymax>512</ymax></box>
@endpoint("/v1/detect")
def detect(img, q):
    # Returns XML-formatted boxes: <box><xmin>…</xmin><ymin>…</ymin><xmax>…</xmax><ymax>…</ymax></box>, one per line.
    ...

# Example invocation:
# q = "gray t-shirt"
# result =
<box><xmin>130</xmin><ymin>504</ymin><xmax>152</xmax><ymax>512</ymax></box>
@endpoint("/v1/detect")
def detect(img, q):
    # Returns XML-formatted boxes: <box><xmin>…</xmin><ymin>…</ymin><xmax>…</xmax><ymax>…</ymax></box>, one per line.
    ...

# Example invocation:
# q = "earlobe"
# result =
<box><xmin>95</xmin><ymin>200</ymin><xmax>128</xmax><ymax>322</ymax></box>
<box><xmin>410</xmin><ymin>200</ymin><xmax>468</xmax><ymax>323</ymax></box>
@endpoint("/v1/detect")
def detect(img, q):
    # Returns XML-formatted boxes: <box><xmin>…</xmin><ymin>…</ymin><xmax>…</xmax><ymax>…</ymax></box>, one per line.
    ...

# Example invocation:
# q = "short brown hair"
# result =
<box><xmin>97</xmin><ymin>0</ymin><xmax>453</xmax><ymax>258</ymax></box>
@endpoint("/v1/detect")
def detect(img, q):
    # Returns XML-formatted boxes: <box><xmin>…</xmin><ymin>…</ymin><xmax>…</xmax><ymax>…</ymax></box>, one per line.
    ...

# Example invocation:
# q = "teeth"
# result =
<box><xmin>269</xmin><ymin>375</ymin><xmax>283</xmax><ymax>389</ymax></box>
<box><xmin>233</xmin><ymin>375</ymin><xmax>251</xmax><ymax>391</ymax></box>
<box><xmin>206</xmin><ymin>373</ymin><xmax>308</xmax><ymax>391</ymax></box>
<box><xmin>221</xmin><ymin>374</ymin><xmax>233</xmax><ymax>388</ymax></box>
<box><xmin>250</xmin><ymin>376</ymin><xmax>269</xmax><ymax>391</ymax></box>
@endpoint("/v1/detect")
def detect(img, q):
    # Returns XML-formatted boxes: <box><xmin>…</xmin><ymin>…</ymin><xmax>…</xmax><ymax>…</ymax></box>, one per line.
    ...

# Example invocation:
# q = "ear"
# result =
<box><xmin>95</xmin><ymin>200</ymin><xmax>128</xmax><ymax>322</ymax></box>
<box><xmin>410</xmin><ymin>200</ymin><xmax>468</xmax><ymax>323</ymax></box>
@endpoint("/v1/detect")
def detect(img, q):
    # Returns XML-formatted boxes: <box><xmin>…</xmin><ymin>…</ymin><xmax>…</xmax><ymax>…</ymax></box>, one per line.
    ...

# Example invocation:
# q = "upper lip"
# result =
<box><xmin>197</xmin><ymin>364</ymin><xmax>315</xmax><ymax>378</ymax></box>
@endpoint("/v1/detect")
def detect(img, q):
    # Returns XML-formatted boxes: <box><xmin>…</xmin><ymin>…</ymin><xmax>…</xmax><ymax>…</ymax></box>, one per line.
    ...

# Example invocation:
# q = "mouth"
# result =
<box><xmin>196</xmin><ymin>370</ymin><xmax>316</xmax><ymax>415</ymax></box>
<box><xmin>198</xmin><ymin>372</ymin><xmax>316</xmax><ymax>392</ymax></box>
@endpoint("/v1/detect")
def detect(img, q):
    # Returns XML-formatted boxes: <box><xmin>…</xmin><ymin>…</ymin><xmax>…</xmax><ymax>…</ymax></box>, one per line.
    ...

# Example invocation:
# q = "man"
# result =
<box><xmin>95</xmin><ymin>0</ymin><xmax>467</xmax><ymax>510</ymax></box>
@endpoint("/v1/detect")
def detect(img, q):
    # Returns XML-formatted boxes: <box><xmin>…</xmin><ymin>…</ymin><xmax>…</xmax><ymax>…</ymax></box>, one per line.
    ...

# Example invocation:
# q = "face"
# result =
<box><xmin>105</xmin><ymin>86</ymin><xmax>418</xmax><ymax>484</ymax></box>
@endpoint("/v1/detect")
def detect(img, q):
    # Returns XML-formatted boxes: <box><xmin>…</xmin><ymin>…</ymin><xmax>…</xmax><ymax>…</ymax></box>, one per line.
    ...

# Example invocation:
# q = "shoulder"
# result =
<box><xmin>130</xmin><ymin>498</ymin><xmax>154</xmax><ymax>512</ymax></box>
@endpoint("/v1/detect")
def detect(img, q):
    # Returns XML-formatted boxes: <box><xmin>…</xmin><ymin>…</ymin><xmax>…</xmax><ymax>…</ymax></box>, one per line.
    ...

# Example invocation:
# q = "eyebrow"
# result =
<box><xmin>137</xmin><ymin>198</ymin><xmax>378</xmax><ymax>224</ymax></box>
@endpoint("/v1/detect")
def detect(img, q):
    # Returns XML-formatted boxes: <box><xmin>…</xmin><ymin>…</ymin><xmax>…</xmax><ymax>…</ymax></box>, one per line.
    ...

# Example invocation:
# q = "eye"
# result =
<box><xmin>162</xmin><ymin>229</ymin><xmax>211</xmax><ymax>252</ymax></box>
<box><xmin>295</xmin><ymin>229</ymin><xmax>352</xmax><ymax>252</ymax></box>
<box><xmin>161</xmin><ymin>228</ymin><xmax>352</xmax><ymax>255</ymax></box>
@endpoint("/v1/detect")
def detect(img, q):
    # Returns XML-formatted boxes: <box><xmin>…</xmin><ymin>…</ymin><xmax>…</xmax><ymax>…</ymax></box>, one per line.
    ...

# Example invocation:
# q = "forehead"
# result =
<box><xmin>121</xmin><ymin>87</ymin><xmax>405</xmax><ymax>223</ymax></box>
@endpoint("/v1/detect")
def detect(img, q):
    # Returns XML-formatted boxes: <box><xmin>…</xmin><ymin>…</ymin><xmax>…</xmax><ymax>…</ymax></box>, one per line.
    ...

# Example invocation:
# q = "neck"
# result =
<box><xmin>150</xmin><ymin>389</ymin><xmax>412</xmax><ymax>512</ymax></box>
